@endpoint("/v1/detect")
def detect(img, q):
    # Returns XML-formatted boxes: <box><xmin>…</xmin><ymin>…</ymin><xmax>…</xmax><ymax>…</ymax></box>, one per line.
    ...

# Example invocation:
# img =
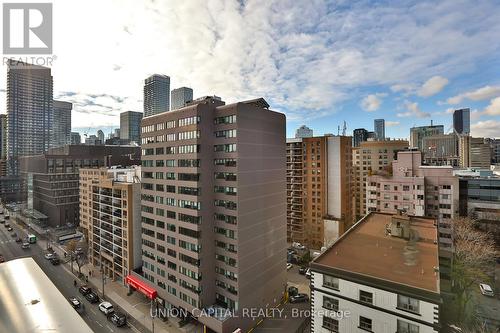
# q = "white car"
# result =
<box><xmin>286</xmin><ymin>263</ymin><xmax>293</xmax><ymax>270</ymax></box>
<box><xmin>44</xmin><ymin>253</ymin><xmax>55</xmax><ymax>260</ymax></box>
<box><xmin>479</xmin><ymin>283</ymin><xmax>494</xmax><ymax>297</ymax></box>
<box><xmin>99</xmin><ymin>301</ymin><xmax>114</xmax><ymax>315</ymax></box>
<box><xmin>305</xmin><ymin>268</ymin><xmax>311</xmax><ymax>279</ymax></box>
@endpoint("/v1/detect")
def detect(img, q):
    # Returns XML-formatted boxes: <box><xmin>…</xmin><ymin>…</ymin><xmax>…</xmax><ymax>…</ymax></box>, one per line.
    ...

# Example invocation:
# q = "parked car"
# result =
<box><xmin>85</xmin><ymin>291</ymin><xmax>100</xmax><ymax>304</ymax></box>
<box><xmin>0</xmin><ymin>255</ymin><xmax>4</xmax><ymax>263</ymax></box>
<box><xmin>289</xmin><ymin>293</ymin><xmax>309</xmax><ymax>303</ymax></box>
<box><xmin>4</xmin><ymin>223</ymin><xmax>9</xmax><ymax>227</ymax></box>
<box><xmin>44</xmin><ymin>253</ymin><xmax>55</xmax><ymax>260</ymax></box>
<box><xmin>50</xmin><ymin>257</ymin><xmax>61</xmax><ymax>265</ymax></box>
<box><xmin>98</xmin><ymin>301</ymin><xmax>114</xmax><ymax>315</ymax></box>
<box><xmin>286</xmin><ymin>263</ymin><xmax>293</xmax><ymax>270</ymax></box>
<box><xmin>288</xmin><ymin>286</ymin><xmax>298</xmax><ymax>297</ymax></box>
<box><xmin>305</xmin><ymin>268</ymin><xmax>311</xmax><ymax>279</ymax></box>
<box><xmin>0</xmin><ymin>219</ymin><xmax>4</xmax><ymax>224</ymax></box>
<box><xmin>479</xmin><ymin>283</ymin><xmax>494</xmax><ymax>297</ymax></box>
<box><xmin>299</xmin><ymin>266</ymin><xmax>307</xmax><ymax>275</ymax></box>
<box><xmin>21</xmin><ymin>242</ymin><xmax>30</xmax><ymax>249</ymax></box>
<box><xmin>7</xmin><ymin>227</ymin><xmax>13</xmax><ymax>232</ymax></box>
<box><xmin>68</xmin><ymin>296</ymin><xmax>82</xmax><ymax>309</ymax></box>
<box><xmin>109</xmin><ymin>312</ymin><xmax>127</xmax><ymax>327</ymax></box>
<box><xmin>11</xmin><ymin>232</ymin><xmax>17</xmax><ymax>238</ymax></box>
<box><xmin>79</xmin><ymin>285</ymin><xmax>92</xmax><ymax>296</ymax></box>
<box><xmin>15</xmin><ymin>237</ymin><xmax>22</xmax><ymax>243</ymax></box>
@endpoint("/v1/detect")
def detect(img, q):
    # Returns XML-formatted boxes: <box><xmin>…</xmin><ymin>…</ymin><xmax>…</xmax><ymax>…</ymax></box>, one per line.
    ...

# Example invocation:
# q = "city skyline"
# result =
<box><xmin>0</xmin><ymin>0</ymin><xmax>499</xmax><ymax>138</ymax></box>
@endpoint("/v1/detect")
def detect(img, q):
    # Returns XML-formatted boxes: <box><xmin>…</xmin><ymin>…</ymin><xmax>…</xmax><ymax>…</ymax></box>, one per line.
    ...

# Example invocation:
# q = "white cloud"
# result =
<box><xmin>447</xmin><ymin>85</ymin><xmax>500</xmax><ymax>104</ymax></box>
<box><xmin>482</xmin><ymin>97</ymin><xmax>500</xmax><ymax>116</ymax></box>
<box><xmin>1</xmin><ymin>0</ymin><xmax>500</xmax><ymax>126</ymax></box>
<box><xmin>417</xmin><ymin>76</ymin><xmax>449</xmax><ymax>97</ymax></box>
<box><xmin>385</xmin><ymin>121</ymin><xmax>400</xmax><ymax>127</ymax></box>
<box><xmin>471</xmin><ymin>120</ymin><xmax>500</xmax><ymax>138</ymax></box>
<box><xmin>360</xmin><ymin>93</ymin><xmax>386</xmax><ymax>112</ymax></box>
<box><xmin>397</xmin><ymin>101</ymin><xmax>431</xmax><ymax>118</ymax></box>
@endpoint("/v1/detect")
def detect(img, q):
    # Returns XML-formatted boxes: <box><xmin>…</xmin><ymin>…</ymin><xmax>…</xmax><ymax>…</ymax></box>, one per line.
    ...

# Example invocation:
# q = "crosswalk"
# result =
<box><xmin>0</xmin><ymin>239</ymin><xmax>16</xmax><ymax>244</ymax></box>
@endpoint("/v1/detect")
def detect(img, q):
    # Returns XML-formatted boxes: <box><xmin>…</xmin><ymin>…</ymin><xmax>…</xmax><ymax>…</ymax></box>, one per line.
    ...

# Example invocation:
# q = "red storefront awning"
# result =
<box><xmin>126</xmin><ymin>275</ymin><xmax>157</xmax><ymax>299</ymax></box>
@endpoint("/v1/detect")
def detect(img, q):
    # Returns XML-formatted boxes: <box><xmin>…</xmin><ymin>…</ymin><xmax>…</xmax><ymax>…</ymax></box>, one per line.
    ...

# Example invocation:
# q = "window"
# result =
<box><xmin>359</xmin><ymin>316</ymin><xmax>372</xmax><ymax>331</ymax></box>
<box><xmin>322</xmin><ymin>317</ymin><xmax>339</xmax><ymax>332</ymax></box>
<box><xmin>397</xmin><ymin>320</ymin><xmax>419</xmax><ymax>333</ymax></box>
<box><xmin>359</xmin><ymin>290</ymin><xmax>373</xmax><ymax>304</ymax></box>
<box><xmin>323</xmin><ymin>275</ymin><xmax>339</xmax><ymax>290</ymax></box>
<box><xmin>397</xmin><ymin>295</ymin><xmax>420</xmax><ymax>314</ymax></box>
<box><xmin>323</xmin><ymin>296</ymin><xmax>338</xmax><ymax>311</ymax></box>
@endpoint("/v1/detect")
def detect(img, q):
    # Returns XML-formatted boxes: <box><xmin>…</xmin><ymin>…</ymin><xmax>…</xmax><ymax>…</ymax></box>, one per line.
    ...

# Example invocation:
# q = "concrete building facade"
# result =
<box><xmin>352</xmin><ymin>128</ymin><xmax>368</xmax><ymax>147</ymax></box>
<box><xmin>19</xmin><ymin>145</ymin><xmax>141</xmax><ymax>228</ymax></box>
<box><xmin>410</xmin><ymin>125</ymin><xmax>444</xmax><ymax>151</ymax></box>
<box><xmin>295</xmin><ymin>125</ymin><xmax>313</xmax><ymax>138</ymax></box>
<box><xmin>459</xmin><ymin>136</ymin><xmax>491</xmax><ymax>169</ymax></box>
<box><xmin>138</xmin><ymin>97</ymin><xmax>286</xmax><ymax>333</ymax></box>
<box><xmin>79</xmin><ymin>167</ymin><xmax>142</xmax><ymax>284</ymax></box>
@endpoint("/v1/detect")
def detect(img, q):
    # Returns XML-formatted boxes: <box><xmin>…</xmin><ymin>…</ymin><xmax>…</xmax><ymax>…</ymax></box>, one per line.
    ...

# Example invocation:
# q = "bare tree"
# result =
<box><xmin>450</xmin><ymin>217</ymin><xmax>496</xmax><ymax>326</ymax></box>
<box><xmin>65</xmin><ymin>240</ymin><xmax>89</xmax><ymax>277</ymax></box>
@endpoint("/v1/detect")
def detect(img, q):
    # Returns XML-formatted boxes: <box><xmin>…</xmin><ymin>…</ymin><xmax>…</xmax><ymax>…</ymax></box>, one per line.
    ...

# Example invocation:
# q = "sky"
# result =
<box><xmin>1</xmin><ymin>0</ymin><xmax>500</xmax><ymax>139</ymax></box>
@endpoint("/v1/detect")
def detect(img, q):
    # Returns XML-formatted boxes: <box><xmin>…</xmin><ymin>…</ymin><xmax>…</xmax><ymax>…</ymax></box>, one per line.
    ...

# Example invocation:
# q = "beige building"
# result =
<box><xmin>79</xmin><ymin>166</ymin><xmax>142</xmax><ymax>284</ymax></box>
<box><xmin>459</xmin><ymin>135</ymin><xmax>491</xmax><ymax>168</ymax></box>
<box><xmin>286</xmin><ymin>135</ymin><xmax>353</xmax><ymax>249</ymax></box>
<box><xmin>352</xmin><ymin>140</ymin><xmax>409</xmax><ymax>220</ymax></box>
<box><xmin>138</xmin><ymin>97</ymin><xmax>286</xmax><ymax>333</ymax></box>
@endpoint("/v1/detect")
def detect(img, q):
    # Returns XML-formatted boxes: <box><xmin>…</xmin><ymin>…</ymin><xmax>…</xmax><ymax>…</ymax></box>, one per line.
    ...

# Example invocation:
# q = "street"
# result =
<box><xmin>0</xmin><ymin>215</ymin><xmax>130</xmax><ymax>333</ymax></box>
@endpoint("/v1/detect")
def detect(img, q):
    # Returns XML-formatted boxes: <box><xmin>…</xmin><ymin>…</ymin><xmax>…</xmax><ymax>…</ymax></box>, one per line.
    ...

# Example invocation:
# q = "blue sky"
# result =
<box><xmin>1</xmin><ymin>0</ymin><xmax>499</xmax><ymax>139</ymax></box>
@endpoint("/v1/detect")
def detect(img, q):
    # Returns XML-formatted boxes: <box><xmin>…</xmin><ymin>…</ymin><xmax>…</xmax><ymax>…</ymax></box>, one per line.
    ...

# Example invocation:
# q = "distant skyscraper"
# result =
<box><xmin>0</xmin><ymin>114</ymin><xmax>7</xmax><ymax>159</ymax></box>
<box><xmin>144</xmin><ymin>74</ymin><xmax>170</xmax><ymax>117</ymax></box>
<box><xmin>352</xmin><ymin>128</ymin><xmax>368</xmax><ymax>147</ymax></box>
<box><xmin>409</xmin><ymin>124</ymin><xmax>444</xmax><ymax>151</ymax></box>
<box><xmin>374</xmin><ymin>119</ymin><xmax>385</xmax><ymax>140</ymax></box>
<box><xmin>51</xmin><ymin>100</ymin><xmax>72</xmax><ymax>148</ymax></box>
<box><xmin>70</xmin><ymin>132</ymin><xmax>81</xmax><ymax>144</ymax></box>
<box><xmin>170</xmin><ymin>87</ymin><xmax>193</xmax><ymax>110</ymax></box>
<box><xmin>295</xmin><ymin>125</ymin><xmax>313</xmax><ymax>138</ymax></box>
<box><xmin>120</xmin><ymin>111</ymin><xmax>143</xmax><ymax>144</ymax></box>
<box><xmin>453</xmin><ymin>108</ymin><xmax>470</xmax><ymax>135</ymax></box>
<box><xmin>7</xmin><ymin>60</ymin><xmax>53</xmax><ymax>175</ymax></box>
<box><xmin>97</xmin><ymin>130</ymin><xmax>105</xmax><ymax>144</ymax></box>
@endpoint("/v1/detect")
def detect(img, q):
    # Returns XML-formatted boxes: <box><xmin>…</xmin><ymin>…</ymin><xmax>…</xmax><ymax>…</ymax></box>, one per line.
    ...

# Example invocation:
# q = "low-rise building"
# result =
<box><xmin>79</xmin><ymin>166</ymin><xmax>142</xmax><ymax>284</ymax></box>
<box><xmin>310</xmin><ymin>212</ymin><xmax>441</xmax><ymax>333</ymax></box>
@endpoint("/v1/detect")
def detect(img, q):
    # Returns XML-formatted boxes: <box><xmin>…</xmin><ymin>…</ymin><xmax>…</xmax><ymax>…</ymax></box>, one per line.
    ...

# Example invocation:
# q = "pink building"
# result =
<box><xmin>367</xmin><ymin>150</ymin><xmax>459</xmax><ymax>254</ymax></box>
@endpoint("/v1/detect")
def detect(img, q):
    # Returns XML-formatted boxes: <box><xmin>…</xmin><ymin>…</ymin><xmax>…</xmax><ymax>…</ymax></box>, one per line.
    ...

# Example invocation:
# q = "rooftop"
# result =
<box><xmin>313</xmin><ymin>212</ymin><xmax>440</xmax><ymax>294</ymax></box>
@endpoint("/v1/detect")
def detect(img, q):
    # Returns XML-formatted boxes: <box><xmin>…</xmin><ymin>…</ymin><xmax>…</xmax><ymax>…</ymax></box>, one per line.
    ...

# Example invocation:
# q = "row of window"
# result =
<box><xmin>322</xmin><ymin>314</ymin><xmax>418</xmax><ymax>333</ymax></box>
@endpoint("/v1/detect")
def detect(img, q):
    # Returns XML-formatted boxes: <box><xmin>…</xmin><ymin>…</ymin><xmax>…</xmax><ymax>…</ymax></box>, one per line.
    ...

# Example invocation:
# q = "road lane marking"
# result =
<box><xmin>90</xmin><ymin>308</ymin><xmax>97</xmax><ymax>315</ymax></box>
<box><xmin>106</xmin><ymin>324</ymin><xmax>114</xmax><ymax>332</ymax></box>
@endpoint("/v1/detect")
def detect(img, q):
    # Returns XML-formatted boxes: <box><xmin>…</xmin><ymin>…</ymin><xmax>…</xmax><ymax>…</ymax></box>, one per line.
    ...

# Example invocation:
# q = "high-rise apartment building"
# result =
<box><xmin>171</xmin><ymin>87</ymin><xmax>194</xmax><ymax>111</ymax></box>
<box><xmin>137</xmin><ymin>97</ymin><xmax>286</xmax><ymax>332</ymax></box>
<box><xmin>19</xmin><ymin>145</ymin><xmax>141</xmax><ymax>229</ymax></box>
<box><xmin>97</xmin><ymin>130</ymin><xmax>105</xmax><ymax>144</ymax></box>
<box><xmin>352</xmin><ymin>128</ymin><xmax>368</xmax><ymax>147</ymax></box>
<box><xmin>352</xmin><ymin>140</ymin><xmax>409</xmax><ymax>220</ymax></box>
<box><xmin>295</xmin><ymin>125</ymin><xmax>314</xmax><ymax>138</ymax></box>
<box><xmin>52</xmin><ymin>100</ymin><xmax>72</xmax><ymax>148</ymax></box>
<box><xmin>120</xmin><ymin>111</ymin><xmax>143</xmax><ymax>144</ymax></box>
<box><xmin>453</xmin><ymin>108</ymin><xmax>470</xmax><ymax>135</ymax></box>
<box><xmin>0</xmin><ymin>114</ymin><xmax>7</xmax><ymax>160</ymax></box>
<box><xmin>79</xmin><ymin>166</ymin><xmax>142</xmax><ymax>284</ymax></box>
<box><xmin>7</xmin><ymin>60</ymin><xmax>53</xmax><ymax>175</ymax></box>
<box><xmin>286</xmin><ymin>135</ymin><xmax>353</xmax><ymax>249</ymax></box>
<box><xmin>70</xmin><ymin>132</ymin><xmax>81</xmax><ymax>145</ymax></box>
<box><xmin>310</xmin><ymin>212</ymin><xmax>441</xmax><ymax>333</ymax></box>
<box><xmin>459</xmin><ymin>136</ymin><xmax>491</xmax><ymax>168</ymax></box>
<box><xmin>144</xmin><ymin>74</ymin><xmax>170</xmax><ymax>117</ymax></box>
<box><xmin>374</xmin><ymin>119</ymin><xmax>385</xmax><ymax>140</ymax></box>
<box><xmin>410</xmin><ymin>124</ymin><xmax>444</xmax><ymax>151</ymax></box>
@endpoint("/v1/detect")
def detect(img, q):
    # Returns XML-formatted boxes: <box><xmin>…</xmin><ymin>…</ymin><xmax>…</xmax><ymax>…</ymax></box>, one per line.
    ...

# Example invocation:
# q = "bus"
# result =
<box><xmin>27</xmin><ymin>234</ymin><xmax>37</xmax><ymax>244</ymax></box>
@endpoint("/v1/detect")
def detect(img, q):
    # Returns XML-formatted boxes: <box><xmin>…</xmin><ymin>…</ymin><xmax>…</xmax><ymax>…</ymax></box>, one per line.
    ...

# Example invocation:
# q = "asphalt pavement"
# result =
<box><xmin>0</xmin><ymin>215</ymin><xmax>129</xmax><ymax>333</ymax></box>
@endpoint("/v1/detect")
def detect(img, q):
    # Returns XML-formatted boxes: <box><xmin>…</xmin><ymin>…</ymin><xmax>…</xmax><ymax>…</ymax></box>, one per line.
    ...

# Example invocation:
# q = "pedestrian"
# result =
<box><xmin>86</xmin><ymin>275</ymin><xmax>88</xmax><ymax>283</ymax></box>
<box><xmin>89</xmin><ymin>270</ymin><xmax>92</xmax><ymax>277</ymax></box>
<box><xmin>73</xmin><ymin>280</ymin><xmax>77</xmax><ymax>287</ymax></box>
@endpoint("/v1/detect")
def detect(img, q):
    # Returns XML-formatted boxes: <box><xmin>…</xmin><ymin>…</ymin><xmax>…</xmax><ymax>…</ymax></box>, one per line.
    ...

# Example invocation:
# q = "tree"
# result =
<box><xmin>65</xmin><ymin>240</ymin><xmax>89</xmax><ymax>278</ymax></box>
<box><xmin>449</xmin><ymin>217</ymin><xmax>496</xmax><ymax>327</ymax></box>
